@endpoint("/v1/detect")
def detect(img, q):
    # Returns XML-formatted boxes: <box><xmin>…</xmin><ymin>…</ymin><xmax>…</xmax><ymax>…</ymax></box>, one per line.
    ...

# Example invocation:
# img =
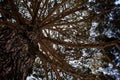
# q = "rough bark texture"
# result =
<box><xmin>0</xmin><ymin>26</ymin><xmax>38</xmax><ymax>80</ymax></box>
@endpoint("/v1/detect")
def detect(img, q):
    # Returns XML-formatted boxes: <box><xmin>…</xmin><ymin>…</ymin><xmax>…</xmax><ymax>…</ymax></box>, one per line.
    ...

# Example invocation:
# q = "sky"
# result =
<box><xmin>115</xmin><ymin>0</ymin><xmax>120</xmax><ymax>4</ymax></box>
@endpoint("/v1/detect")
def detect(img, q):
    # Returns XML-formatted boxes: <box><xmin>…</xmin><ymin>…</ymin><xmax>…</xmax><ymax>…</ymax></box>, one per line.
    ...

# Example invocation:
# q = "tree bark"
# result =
<box><xmin>0</xmin><ymin>26</ymin><xmax>38</xmax><ymax>80</ymax></box>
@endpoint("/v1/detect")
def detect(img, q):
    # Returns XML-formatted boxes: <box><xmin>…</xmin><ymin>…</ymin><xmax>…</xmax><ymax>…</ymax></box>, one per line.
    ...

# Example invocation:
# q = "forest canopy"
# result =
<box><xmin>0</xmin><ymin>0</ymin><xmax>120</xmax><ymax>80</ymax></box>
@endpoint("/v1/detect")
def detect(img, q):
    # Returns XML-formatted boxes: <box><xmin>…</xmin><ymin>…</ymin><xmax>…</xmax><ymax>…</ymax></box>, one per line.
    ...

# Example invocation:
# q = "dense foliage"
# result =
<box><xmin>0</xmin><ymin>0</ymin><xmax>120</xmax><ymax>80</ymax></box>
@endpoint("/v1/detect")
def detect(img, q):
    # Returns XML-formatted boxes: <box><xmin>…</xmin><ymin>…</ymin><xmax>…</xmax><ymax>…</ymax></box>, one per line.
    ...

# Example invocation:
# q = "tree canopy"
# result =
<box><xmin>0</xmin><ymin>0</ymin><xmax>120</xmax><ymax>80</ymax></box>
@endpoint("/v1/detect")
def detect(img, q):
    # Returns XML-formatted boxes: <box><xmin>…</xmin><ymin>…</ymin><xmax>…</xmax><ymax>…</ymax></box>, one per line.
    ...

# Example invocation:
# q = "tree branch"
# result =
<box><xmin>40</xmin><ymin>0</ymin><xmax>67</xmax><ymax>26</ymax></box>
<box><xmin>43</xmin><ymin>37</ymin><xmax>120</xmax><ymax>49</ymax></box>
<box><xmin>0</xmin><ymin>21</ymin><xmax>17</xmax><ymax>28</ymax></box>
<box><xmin>7</xmin><ymin>0</ymin><xmax>25</xmax><ymax>24</ymax></box>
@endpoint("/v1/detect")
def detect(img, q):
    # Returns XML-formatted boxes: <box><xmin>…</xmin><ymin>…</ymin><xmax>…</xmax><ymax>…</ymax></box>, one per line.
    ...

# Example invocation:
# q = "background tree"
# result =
<box><xmin>0</xmin><ymin>0</ymin><xmax>120</xmax><ymax>80</ymax></box>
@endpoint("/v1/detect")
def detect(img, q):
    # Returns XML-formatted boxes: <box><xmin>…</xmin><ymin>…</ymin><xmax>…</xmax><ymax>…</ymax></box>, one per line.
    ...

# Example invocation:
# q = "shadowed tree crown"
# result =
<box><xmin>0</xmin><ymin>0</ymin><xmax>120</xmax><ymax>80</ymax></box>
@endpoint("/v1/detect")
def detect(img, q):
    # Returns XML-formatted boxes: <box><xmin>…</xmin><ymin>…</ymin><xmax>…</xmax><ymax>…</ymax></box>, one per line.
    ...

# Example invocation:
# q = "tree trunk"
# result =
<box><xmin>0</xmin><ymin>26</ymin><xmax>38</xmax><ymax>80</ymax></box>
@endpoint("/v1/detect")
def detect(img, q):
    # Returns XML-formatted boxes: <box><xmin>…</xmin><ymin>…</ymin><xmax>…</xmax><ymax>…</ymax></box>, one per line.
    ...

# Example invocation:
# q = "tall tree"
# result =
<box><xmin>0</xmin><ymin>0</ymin><xmax>120</xmax><ymax>80</ymax></box>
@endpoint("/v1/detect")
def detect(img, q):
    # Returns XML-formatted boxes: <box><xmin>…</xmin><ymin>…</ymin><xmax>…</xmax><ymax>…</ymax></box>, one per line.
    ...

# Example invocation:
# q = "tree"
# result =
<box><xmin>87</xmin><ymin>0</ymin><xmax>120</xmax><ymax>79</ymax></box>
<box><xmin>0</xmin><ymin>0</ymin><xmax>120</xmax><ymax>80</ymax></box>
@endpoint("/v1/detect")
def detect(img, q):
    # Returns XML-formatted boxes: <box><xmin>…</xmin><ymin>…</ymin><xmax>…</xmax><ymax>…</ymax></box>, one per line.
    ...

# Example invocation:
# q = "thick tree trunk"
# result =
<box><xmin>0</xmin><ymin>26</ymin><xmax>38</xmax><ymax>80</ymax></box>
